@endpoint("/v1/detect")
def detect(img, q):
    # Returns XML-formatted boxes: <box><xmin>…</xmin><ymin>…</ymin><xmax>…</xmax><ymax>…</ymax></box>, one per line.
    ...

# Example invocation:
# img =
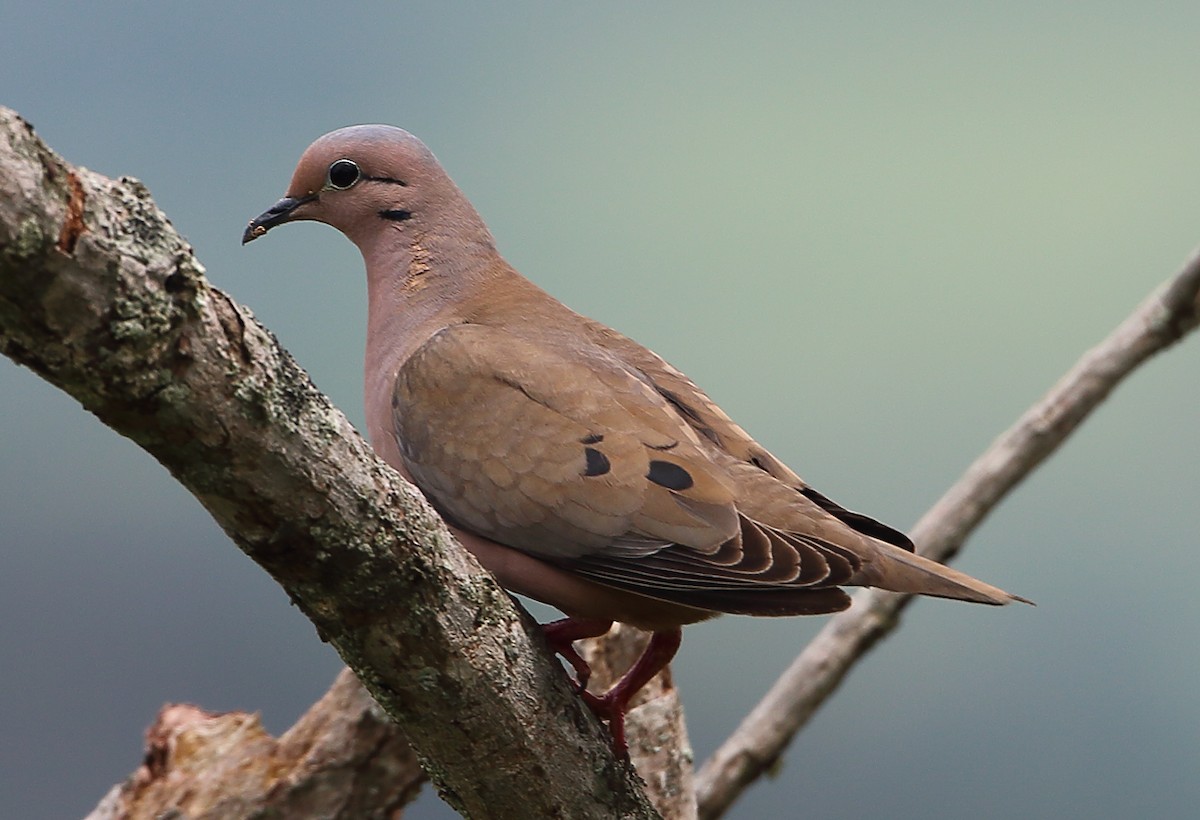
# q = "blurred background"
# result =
<box><xmin>3</xmin><ymin>3</ymin><xmax>1198</xmax><ymax>818</ymax></box>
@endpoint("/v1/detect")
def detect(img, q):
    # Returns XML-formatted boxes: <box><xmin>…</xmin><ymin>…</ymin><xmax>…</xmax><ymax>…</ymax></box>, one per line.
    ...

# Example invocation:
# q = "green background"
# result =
<box><xmin>3</xmin><ymin>4</ymin><xmax>1198</xmax><ymax>818</ymax></box>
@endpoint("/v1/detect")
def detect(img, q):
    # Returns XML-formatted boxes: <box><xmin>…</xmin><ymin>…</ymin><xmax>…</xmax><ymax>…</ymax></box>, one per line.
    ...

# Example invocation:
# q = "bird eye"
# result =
<box><xmin>327</xmin><ymin>159</ymin><xmax>361</xmax><ymax>190</ymax></box>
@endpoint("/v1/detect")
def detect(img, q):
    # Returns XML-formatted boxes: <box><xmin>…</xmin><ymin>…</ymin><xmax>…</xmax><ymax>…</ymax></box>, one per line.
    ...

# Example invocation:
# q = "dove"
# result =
<box><xmin>243</xmin><ymin>124</ymin><xmax>1027</xmax><ymax>754</ymax></box>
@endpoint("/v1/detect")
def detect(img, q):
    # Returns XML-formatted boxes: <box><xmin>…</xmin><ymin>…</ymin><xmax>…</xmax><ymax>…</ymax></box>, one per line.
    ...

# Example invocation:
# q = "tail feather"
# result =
<box><xmin>854</xmin><ymin>541</ymin><xmax>1033</xmax><ymax>606</ymax></box>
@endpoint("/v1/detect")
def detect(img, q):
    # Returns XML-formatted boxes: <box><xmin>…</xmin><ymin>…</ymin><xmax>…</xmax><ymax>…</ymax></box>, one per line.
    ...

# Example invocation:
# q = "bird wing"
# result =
<box><xmin>392</xmin><ymin>322</ymin><xmax>858</xmax><ymax>615</ymax></box>
<box><xmin>580</xmin><ymin>318</ymin><xmax>916</xmax><ymax>552</ymax></box>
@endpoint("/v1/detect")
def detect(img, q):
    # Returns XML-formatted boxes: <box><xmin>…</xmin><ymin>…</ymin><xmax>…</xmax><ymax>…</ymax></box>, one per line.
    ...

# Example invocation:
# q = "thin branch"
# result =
<box><xmin>0</xmin><ymin>108</ymin><xmax>662</xmax><ymax>819</ymax></box>
<box><xmin>695</xmin><ymin>249</ymin><xmax>1200</xmax><ymax>819</ymax></box>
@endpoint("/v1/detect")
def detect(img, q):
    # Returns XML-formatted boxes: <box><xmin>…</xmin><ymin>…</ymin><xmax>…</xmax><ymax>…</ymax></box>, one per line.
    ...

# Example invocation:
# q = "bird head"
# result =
<box><xmin>242</xmin><ymin>124</ymin><xmax>461</xmax><ymax>249</ymax></box>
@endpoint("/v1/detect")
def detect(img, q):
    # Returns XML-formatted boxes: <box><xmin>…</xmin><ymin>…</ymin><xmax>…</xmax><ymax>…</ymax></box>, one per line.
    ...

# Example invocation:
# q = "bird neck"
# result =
<box><xmin>359</xmin><ymin>220</ymin><xmax>504</xmax><ymax>458</ymax></box>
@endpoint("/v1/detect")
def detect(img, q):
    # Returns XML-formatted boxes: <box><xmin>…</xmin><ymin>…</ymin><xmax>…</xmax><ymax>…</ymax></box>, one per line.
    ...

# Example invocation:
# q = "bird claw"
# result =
<box><xmin>580</xmin><ymin>688</ymin><xmax>631</xmax><ymax>757</ymax></box>
<box><xmin>540</xmin><ymin>617</ymin><xmax>612</xmax><ymax>693</ymax></box>
<box><xmin>556</xmin><ymin>642</ymin><xmax>592</xmax><ymax>693</ymax></box>
<box><xmin>542</xmin><ymin>623</ymin><xmax>683</xmax><ymax>758</ymax></box>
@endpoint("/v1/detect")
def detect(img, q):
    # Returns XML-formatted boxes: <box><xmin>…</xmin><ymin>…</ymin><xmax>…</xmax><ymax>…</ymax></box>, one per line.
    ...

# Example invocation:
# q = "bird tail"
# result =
<box><xmin>855</xmin><ymin>541</ymin><xmax>1033</xmax><ymax>606</ymax></box>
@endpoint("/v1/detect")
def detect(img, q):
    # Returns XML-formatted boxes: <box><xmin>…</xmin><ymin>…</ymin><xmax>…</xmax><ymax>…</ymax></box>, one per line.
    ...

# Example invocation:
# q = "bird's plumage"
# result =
<box><xmin>244</xmin><ymin>124</ymin><xmax>1027</xmax><ymax>751</ymax></box>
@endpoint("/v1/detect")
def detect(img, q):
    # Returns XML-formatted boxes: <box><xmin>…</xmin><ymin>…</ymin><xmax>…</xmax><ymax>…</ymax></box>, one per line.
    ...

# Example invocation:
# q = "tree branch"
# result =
<box><xmin>86</xmin><ymin>669</ymin><xmax>425</xmax><ymax>819</ymax></box>
<box><xmin>694</xmin><ymin>248</ymin><xmax>1200</xmax><ymax>819</ymax></box>
<box><xmin>0</xmin><ymin>107</ymin><xmax>664</xmax><ymax>819</ymax></box>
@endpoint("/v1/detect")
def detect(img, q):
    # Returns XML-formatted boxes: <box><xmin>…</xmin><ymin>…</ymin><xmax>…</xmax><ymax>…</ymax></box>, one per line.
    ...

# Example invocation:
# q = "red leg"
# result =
<box><xmin>581</xmin><ymin>628</ymin><xmax>682</xmax><ymax>756</ymax></box>
<box><xmin>541</xmin><ymin>617</ymin><xmax>613</xmax><ymax>692</ymax></box>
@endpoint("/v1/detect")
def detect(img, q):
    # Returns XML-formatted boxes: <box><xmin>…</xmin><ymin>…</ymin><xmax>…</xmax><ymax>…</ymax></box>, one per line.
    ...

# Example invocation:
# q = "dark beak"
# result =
<box><xmin>241</xmin><ymin>194</ymin><xmax>316</xmax><ymax>244</ymax></box>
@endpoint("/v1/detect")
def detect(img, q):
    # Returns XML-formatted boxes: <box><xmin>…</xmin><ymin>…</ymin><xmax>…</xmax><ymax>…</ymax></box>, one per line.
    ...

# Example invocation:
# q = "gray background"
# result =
<box><xmin>3</xmin><ymin>4</ymin><xmax>1198</xmax><ymax>819</ymax></box>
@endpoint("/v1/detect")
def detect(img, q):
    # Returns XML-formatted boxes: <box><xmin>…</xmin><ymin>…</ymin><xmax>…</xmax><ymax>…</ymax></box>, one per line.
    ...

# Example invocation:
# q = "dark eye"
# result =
<box><xmin>327</xmin><ymin>159</ymin><xmax>361</xmax><ymax>190</ymax></box>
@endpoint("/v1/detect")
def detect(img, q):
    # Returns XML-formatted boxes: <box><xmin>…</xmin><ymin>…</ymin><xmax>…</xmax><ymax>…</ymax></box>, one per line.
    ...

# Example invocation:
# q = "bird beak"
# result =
<box><xmin>241</xmin><ymin>194</ymin><xmax>316</xmax><ymax>244</ymax></box>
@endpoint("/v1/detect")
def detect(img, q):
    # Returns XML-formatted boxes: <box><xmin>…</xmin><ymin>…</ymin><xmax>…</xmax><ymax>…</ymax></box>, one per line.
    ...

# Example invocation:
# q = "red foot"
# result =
<box><xmin>541</xmin><ymin>617</ymin><xmax>612</xmax><ymax>692</ymax></box>
<box><xmin>541</xmin><ymin>620</ymin><xmax>684</xmax><ymax>756</ymax></box>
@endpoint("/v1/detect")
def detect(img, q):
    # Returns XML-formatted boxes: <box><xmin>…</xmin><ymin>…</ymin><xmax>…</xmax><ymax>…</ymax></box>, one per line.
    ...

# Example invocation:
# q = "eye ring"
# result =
<box><xmin>327</xmin><ymin>159</ymin><xmax>361</xmax><ymax>190</ymax></box>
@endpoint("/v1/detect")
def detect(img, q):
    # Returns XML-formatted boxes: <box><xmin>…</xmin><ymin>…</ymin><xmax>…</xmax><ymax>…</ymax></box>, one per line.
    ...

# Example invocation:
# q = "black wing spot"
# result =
<box><xmin>583</xmin><ymin>447</ymin><xmax>611</xmax><ymax>477</ymax></box>
<box><xmin>580</xmin><ymin>433</ymin><xmax>604</xmax><ymax>445</ymax></box>
<box><xmin>647</xmin><ymin>460</ymin><xmax>694</xmax><ymax>491</ymax></box>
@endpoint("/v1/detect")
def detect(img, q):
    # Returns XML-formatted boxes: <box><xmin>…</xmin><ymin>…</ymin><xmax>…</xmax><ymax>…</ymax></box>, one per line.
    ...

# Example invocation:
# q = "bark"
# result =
<box><xmin>0</xmin><ymin>107</ymin><xmax>663</xmax><ymax>819</ymax></box>
<box><xmin>86</xmin><ymin>669</ymin><xmax>424</xmax><ymax>820</ymax></box>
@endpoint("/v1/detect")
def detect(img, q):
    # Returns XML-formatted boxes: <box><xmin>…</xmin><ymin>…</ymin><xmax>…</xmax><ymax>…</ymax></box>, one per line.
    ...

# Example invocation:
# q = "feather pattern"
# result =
<box><xmin>247</xmin><ymin>123</ymin><xmax>1026</xmax><ymax>627</ymax></box>
<box><xmin>389</xmin><ymin>318</ymin><xmax>984</xmax><ymax>617</ymax></box>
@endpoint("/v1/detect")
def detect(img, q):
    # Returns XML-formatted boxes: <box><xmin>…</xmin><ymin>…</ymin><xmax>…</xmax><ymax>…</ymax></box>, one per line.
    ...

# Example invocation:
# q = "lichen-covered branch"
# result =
<box><xmin>694</xmin><ymin>248</ymin><xmax>1200</xmax><ymax>819</ymax></box>
<box><xmin>0</xmin><ymin>107</ymin><xmax>662</xmax><ymax>820</ymax></box>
